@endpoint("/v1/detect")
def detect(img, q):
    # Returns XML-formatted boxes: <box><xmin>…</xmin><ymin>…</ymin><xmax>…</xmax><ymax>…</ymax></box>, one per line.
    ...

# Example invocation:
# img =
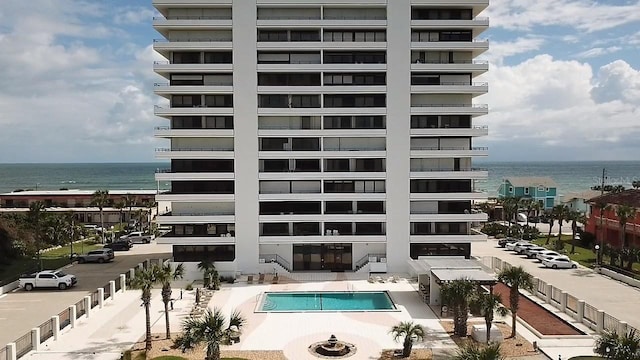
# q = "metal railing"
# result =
<box><xmin>259</xmin><ymin>254</ymin><xmax>291</xmax><ymax>272</ymax></box>
<box><xmin>39</xmin><ymin>318</ymin><xmax>54</xmax><ymax>343</ymax></box>
<box><xmin>258</xmin><ymin>16</ymin><xmax>321</xmax><ymax>20</ymax></box>
<box><xmin>354</xmin><ymin>253</ymin><xmax>386</xmax><ymax>271</ymax></box>
<box><xmin>414</xmin><ymin>81</ymin><xmax>488</xmax><ymax>86</ymax></box>
<box><xmin>411</xmin><ymin>167</ymin><xmax>488</xmax><ymax>172</ymax></box>
<box><xmin>410</xmin><ymin>146</ymin><xmax>488</xmax><ymax>151</ymax></box>
<box><xmin>154</xmin><ymin>38</ymin><xmax>233</xmax><ymax>43</ymax></box>
<box><xmin>584</xmin><ymin>303</ymin><xmax>598</xmax><ymax>325</ymax></box>
<box><xmin>155</xmin><ymin>147</ymin><xmax>234</xmax><ymax>152</ymax></box>
<box><xmin>103</xmin><ymin>284</ymin><xmax>111</xmax><ymax>300</ymax></box>
<box><xmin>154</xmin><ymin>126</ymin><xmax>170</xmax><ymax>130</ymax></box>
<box><xmin>114</xmin><ymin>277</ymin><xmax>122</xmax><ymax>292</ymax></box>
<box><xmin>75</xmin><ymin>299</ymin><xmax>86</xmax><ymax>318</ymax></box>
<box><xmin>91</xmin><ymin>291</ymin><xmax>100</xmax><ymax>308</ymax></box>
<box><xmin>566</xmin><ymin>294</ymin><xmax>578</xmax><ymax>313</ymax></box>
<box><xmin>412</xmin><ymin>59</ymin><xmax>489</xmax><ymax>65</ymax></box>
<box><xmin>411</xmin><ymin>103</ymin><xmax>488</xmax><ymax>108</ymax></box>
<box><xmin>14</xmin><ymin>332</ymin><xmax>33</xmax><ymax>358</ymax></box>
<box><xmin>551</xmin><ymin>286</ymin><xmax>562</xmax><ymax>305</ymax></box>
<box><xmin>324</xmin><ymin>15</ymin><xmax>386</xmax><ymax>20</ymax></box>
<box><xmin>153</xmin><ymin>15</ymin><xmax>232</xmax><ymax>20</ymax></box>
<box><xmin>59</xmin><ymin>308</ymin><xmax>71</xmax><ymax>329</ymax></box>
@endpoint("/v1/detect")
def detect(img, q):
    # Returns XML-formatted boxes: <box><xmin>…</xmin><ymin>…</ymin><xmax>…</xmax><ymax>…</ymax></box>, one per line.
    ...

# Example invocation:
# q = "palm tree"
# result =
<box><xmin>498</xmin><ymin>266</ymin><xmax>534</xmax><ymax>338</ymax></box>
<box><xmin>27</xmin><ymin>201</ymin><xmax>47</xmax><ymax>271</ymax></box>
<box><xmin>545</xmin><ymin>208</ymin><xmax>556</xmax><ymax>245</ymax></box>
<box><xmin>114</xmin><ymin>200</ymin><xmax>125</xmax><ymax>230</ymax></box>
<box><xmin>198</xmin><ymin>260</ymin><xmax>219</xmax><ymax>290</ymax></box>
<box><xmin>520</xmin><ymin>198</ymin><xmax>534</xmax><ymax>227</ymax></box>
<box><xmin>454</xmin><ymin>342</ymin><xmax>504</xmax><ymax>360</ymax></box>
<box><xmin>555</xmin><ymin>205</ymin><xmax>569</xmax><ymax>248</ymax></box>
<box><xmin>531</xmin><ymin>201</ymin><xmax>542</xmax><ymax>229</ymax></box>
<box><xmin>123</xmin><ymin>194</ymin><xmax>138</xmax><ymax>225</ymax></box>
<box><xmin>569</xmin><ymin>210</ymin><xmax>587</xmax><ymax>254</ymax></box>
<box><xmin>156</xmin><ymin>262</ymin><xmax>185</xmax><ymax>339</ymax></box>
<box><xmin>440</xmin><ymin>278</ymin><xmax>476</xmax><ymax>337</ymax></box>
<box><xmin>633</xmin><ymin>181</ymin><xmax>640</xmax><ymax>190</ymax></box>
<box><xmin>134</xmin><ymin>209</ymin><xmax>145</xmax><ymax>232</ymax></box>
<box><xmin>389</xmin><ymin>321</ymin><xmax>425</xmax><ymax>358</ymax></box>
<box><xmin>595</xmin><ymin>201</ymin><xmax>611</xmax><ymax>264</ymax></box>
<box><xmin>90</xmin><ymin>190</ymin><xmax>110</xmax><ymax>244</ymax></box>
<box><xmin>472</xmin><ymin>292</ymin><xmax>509</xmax><ymax>343</ymax></box>
<box><xmin>501</xmin><ymin>197</ymin><xmax>520</xmax><ymax>227</ymax></box>
<box><xmin>143</xmin><ymin>200</ymin><xmax>157</xmax><ymax>232</ymax></box>
<box><xmin>175</xmin><ymin>308</ymin><xmax>246</xmax><ymax>360</ymax></box>
<box><xmin>128</xmin><ymin>265</ymin><xmax>160</xmax><ymax>350</ymax></box>
<box><xmin>603</xmin><ymin>244</ymin><xmax>621</xmax><ymax>267</ymax></box>
<box><xmin>616</xmin><ymin>205</ymin><xmax>636</xmax><ymax>249</ymax></box>
<box><xmin>594</xmin><ymin>329</ymin><xmax>640</xmax><ymax>360</ymax></box>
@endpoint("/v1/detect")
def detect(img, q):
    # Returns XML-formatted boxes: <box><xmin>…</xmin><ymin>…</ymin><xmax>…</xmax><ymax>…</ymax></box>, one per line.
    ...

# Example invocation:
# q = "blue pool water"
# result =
<box><xmin>260</xmin><ymin>291</ymin><xmax>396</xmax><ymax>312</ymax></box>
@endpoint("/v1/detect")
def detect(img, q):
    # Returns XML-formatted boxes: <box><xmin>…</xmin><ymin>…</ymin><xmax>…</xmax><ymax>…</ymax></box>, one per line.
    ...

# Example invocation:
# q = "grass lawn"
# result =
<box><xmin>531</xmin><ymin>236</ymin><xmax>640</xmax><ymax>273</ymax></box>
<box><xmin>0</xmin><ymin>241</ymin><xmax>102</xmax><ymax>285</ymax></box>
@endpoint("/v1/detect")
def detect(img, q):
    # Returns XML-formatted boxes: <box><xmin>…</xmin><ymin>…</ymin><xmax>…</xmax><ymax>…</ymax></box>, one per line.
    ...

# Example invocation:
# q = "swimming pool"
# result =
<box><xmin>259</xmin><ymin>291</ymin><xmax>396</xmax><ymax>312</ymax></box>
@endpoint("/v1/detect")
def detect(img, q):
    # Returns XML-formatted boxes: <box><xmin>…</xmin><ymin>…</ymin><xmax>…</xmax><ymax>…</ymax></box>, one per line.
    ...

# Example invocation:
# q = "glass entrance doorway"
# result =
<box><xmin>293</xmin><ymin>243</ymin><xmax>353</xmax><ymax>271</ymax></box>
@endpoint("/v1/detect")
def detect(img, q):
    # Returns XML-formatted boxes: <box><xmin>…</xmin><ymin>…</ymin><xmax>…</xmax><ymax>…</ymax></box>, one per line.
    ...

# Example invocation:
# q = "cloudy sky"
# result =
<box><xmin>0</xmin><ymin>0</ymin><xmax>639</xmax><ymax>163</ymax></box>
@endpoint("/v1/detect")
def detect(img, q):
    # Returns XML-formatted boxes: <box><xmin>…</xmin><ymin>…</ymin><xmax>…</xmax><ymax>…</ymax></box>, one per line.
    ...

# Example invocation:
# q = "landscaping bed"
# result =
<box><xmin>440</xmin><ymin>321</ymin><xmax>538</xmax><ymax>358</ymax></box>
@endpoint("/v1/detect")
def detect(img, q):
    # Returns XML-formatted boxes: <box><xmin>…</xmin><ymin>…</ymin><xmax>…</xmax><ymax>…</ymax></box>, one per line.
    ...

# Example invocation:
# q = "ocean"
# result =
<box><xmin>0</xmin><ymin>161</ymin><xmax>638</xmax><ymax>197</ymax></box>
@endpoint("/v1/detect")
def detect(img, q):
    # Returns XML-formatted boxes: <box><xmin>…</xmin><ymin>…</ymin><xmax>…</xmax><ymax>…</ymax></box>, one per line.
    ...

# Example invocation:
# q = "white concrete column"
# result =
<box><xmin>545</xmin><ymin>284</ymin><xmax>553</xmax><ymax>304</ymax></box>
<box><xmin>6</xmin><ymin>343</ymin><xmax>16</xmax><ymax>360</ymax></box>
<box><xmin>31</xmin><ymin>328</ymin><xmax>40</xmax><ymax>351</ymax></box>
<box><xmin>618</xmin><ymin>321</ymin><xmax>628</xmax><ymax>336</ymax></box>
<box><xmin>233</xmin><ymin>0</ymin><xmax>260</xmax><ymax>274</ymax></box>
<box><xmin>52</xmin><ymin>316</ymin><xmax>60</xmax><ymax>340</ymax></box>
<box><xmin>69</xmin><ymin>305</ymin><xmax>76</xmax><ymax>328</ymax></box>
<box><xmin>129</xmin><ymin>268</ymin><xmax>135</xmax><ymax>279</ymax></box>
<box><xmin>560</xmin><ymin>291</ymin><xmax>567</xmax><ymax>312</ymax></box>
<box><xmin>137</xmin><ymin>263</ymin><xmax>144</xmax><ymax>271</ymax></box>
<box><xmin>109</xmin><ymin>281</ymin><xmax>116</xmax><ymax>300</ymax></box>
<box><xmin>84</xmin><ymin>296</ymin><xmax>91</xmax><ymax>318</ymax></box>
<box><xmin>596</xmin><ymin>310</ymin><xmax>605</xmax><ymax>333</ymax></box>
<box><xmin>120</xmin><ymin>274</ymin><xmax>127</xmax><ymax>292</ymax></box>
<box><xmin>577</xmin><ymin>300</ymin><xmax>585</xmax><ymax>322</ymax></box>
<box><xmin>97</xmin><ymin>288</ymin><xmax>104</xmax><ymax>308</ymax></box>
<box><xmin>385</xmin><ymin>0</ymin><xmax>412</xmax><ymax>273</ymax></box>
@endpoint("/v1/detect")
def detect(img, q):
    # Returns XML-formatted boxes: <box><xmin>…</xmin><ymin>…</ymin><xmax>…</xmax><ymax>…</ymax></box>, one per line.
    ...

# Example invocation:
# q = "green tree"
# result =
<box><xmin>27</xmin><ymin>201</ymin><xmax>47</xmax><ymax>271</ymax></box>
<box><xmin>471</xmin><ymin>292</ymin><xmax>509</xmax><ymax>343</ymax></box>
<box><xmin>594</xmin><ymin>201</ymin><xmax>611</xmax><ymax>264</ymax></box>
<box><xmin>440</xmin><ymin>278</ymin><xmax>476</xmax><ymax>337</ymax></box>
<box><xmin>501</xmin><ymin>197</ymin><xmax>520</xmax><ymax>227</ymax></box>
<box><xmin>123</xmin><ymin>194</ymin><xmax>138</xmax><ymax>225</ymax></box>
<box><xmin>175</xmin><ymin>308</ymin><xmax>246</xmax><ymax>360</ymax></box>
<box><xmin>544</xmin><ymin>208</ymin><xmax>556</xmax><ymax>245</ymax></box>
<box><xmin>569</xmin><ymin>210</ymin><xmax>587</xmax><ymax>254</ymax></box>
<box><xmin>198</xmin><ymin>260</ymin><xmax>219</xmax><ymax>290</ymax></box>
<box><xmin>156</xmin><ymin>262</ymin><xmax>185</xmax><ymax>339</ymax></box>
<box><xmin>114</xmin><ymin>200</ymin><xmax>125</xmax><ymax>230</ymax></box>
<box><xmin>632</xmin><ymin>181</ymin><xmax>640</xmax><ymax>189</ymax></box>
<box><xmin>498</xmin><ymin>266</ymin><xmax>534</xmax><ymax>338</ymax></box>
<box><xmin>90</xmin><ymin>190</ymin><xmax>110</xmax><ymax>244</ymax></box>
<box><xmin>389</xmin><ymin>321</ymin><xmax>425</xmax><ymax>358</ymax></box>
<box><xmin>615</xmin><ymin>205</ymin><xmax>636</xmax><ymax>249</ymax></box>
<box><xmin>128</xmin><ymin>265</ymin><xmax>160</xmax><ymax>350</ymax></box>
<box><xmin>594</xmin><ymin>329</ymin><xmax>640</xmax><ymax>360</ymax></box>
<box><xmin>454</xmin><ymin>342</ymin><xmax>504</xmax><ymax>360</ymax></box>
<box><xmin>554</xmin><ymin>205</ymin><xmax>569</xmax><ymax>248</ymax></box>
<box><xmin>520</xmin><ymin>198</ymin><xmax>534</xmax><ymax>227</ymax></box>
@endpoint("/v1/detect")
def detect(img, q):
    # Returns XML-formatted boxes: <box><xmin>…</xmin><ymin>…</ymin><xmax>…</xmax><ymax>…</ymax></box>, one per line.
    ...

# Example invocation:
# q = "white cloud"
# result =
<box><xmin>485</xmin><ymin>0</ymin><xmax>640</xmax><ymax>33</ymax></box>
<box><xmin>481</xmin><ymin>37</ymin><xmax>545</xmax><ymax>65</ymax></box>
<box><xmin>114</xmin><ymin>7</ymin><xmax>156</xmax><ymax>25</ymax></box>
<box><xmin>575</xmin><ymin>46</ymin><xmax>622</xmax><ymax>59</ymax></box>
<box><xmin>478</xmin><ymin>56</ymin><xmax>640</xmax><ymax>160</ymax></box>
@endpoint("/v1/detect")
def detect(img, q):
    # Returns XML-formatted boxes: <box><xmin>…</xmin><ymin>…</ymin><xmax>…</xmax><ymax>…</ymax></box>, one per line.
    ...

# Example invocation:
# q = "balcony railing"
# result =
<box><xmin>411</xmin><ymin>167</ymin><xmax>488</xmax><ymax>172</ymax></box>
<box><xmin>155</xmin><ymin>147</ymin><xmax>234</xmax><ymax>152</ymax></box>
<box><xmin>153</xmin><ymin>38</ymin><xmax>231</xmax><ymax>43</ymax></box>
<box><xmin>161</xmin><ymin>211</ymin><xmax>235</xmax><ymax>216</ymax></box>
<box><xmin>412</xmin><ymin>59</ymin><xmax>489</xmax><ymax>65</ymax></box>
<box><xmin>412</xmin><ymin>103</ymin><xmax>488</xmax><ymax>108</ymax></box>
<box><xmin>410</xmin><ymin>146</ymin><xmax>488</xmax><ymax>151</ymax></box>
<box><xmin>259</xmin><ymin>254</ymin><xmax>291</xmax><ymax>272</ymax></box>
<box><xmin>413</xmin><ymin>82</ymin><xmax>488</xmax><ymax>86</ymax></box>
<box><xmin>153</xmin><ymin>16</ymin><xmax>232</xmax><ymax>20</ymax></box>
<box><xmin>355</xmin><ymin>253</ymin><xmax>386</xmax><ymax>271</ymax></box>
<box><xmin>323</xmin><ymin>15</ymin><xmax>386</xmax><ymax>20</ymax></box>
<box><xmin>258</xmin><ymin>16</ymin><xmax>321</xmax><ymax>20</ymax></box>
<box><xmin>155</xmin><ymin>126</ymin><xmax>170</xmax><ymax>130</ymax></box>
<box><xmin>154</xmin><ymin>60</ymin><xmax>169</xmax><ymax>65</ymax></box>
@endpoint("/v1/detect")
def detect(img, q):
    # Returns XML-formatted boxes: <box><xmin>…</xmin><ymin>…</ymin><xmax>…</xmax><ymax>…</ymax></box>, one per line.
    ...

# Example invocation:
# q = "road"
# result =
<box><xmin>472</xmin><ymin>238</ymin><xmax>640</xmax><ymax>330</ymax></box>
<box><xmin>0</xmin><ymin>242</ymin><xmax>172</xmax><ymax>347</ymax></box>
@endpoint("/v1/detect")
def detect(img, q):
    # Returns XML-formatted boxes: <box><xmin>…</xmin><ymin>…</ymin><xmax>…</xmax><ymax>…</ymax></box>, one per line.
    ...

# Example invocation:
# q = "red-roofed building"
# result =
<box><xmin>586</xmin><ymin>190</ymin><xmax>640</xmax><ymax>249</ymax></box>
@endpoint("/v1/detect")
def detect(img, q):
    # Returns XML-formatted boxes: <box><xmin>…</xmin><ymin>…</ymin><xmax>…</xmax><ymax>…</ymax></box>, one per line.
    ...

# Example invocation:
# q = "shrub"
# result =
<box><xmin>521</xmin><ymin>225</ymin><xmax>541</xmax><ymax>240</ymax></box>
<box><xmin>481</xmin><ymin>223</ymin><xmax>508</xmax><ymax>237</ymax></box>
<box><xmin>579</xmin><ymin>231</ymin><xmax>596</xmax><ymax>248</ymax></box>
<box><xmin>184</xmin><ymin>281</ymin><xmax>194</xmax><ymax>291</ymax></box>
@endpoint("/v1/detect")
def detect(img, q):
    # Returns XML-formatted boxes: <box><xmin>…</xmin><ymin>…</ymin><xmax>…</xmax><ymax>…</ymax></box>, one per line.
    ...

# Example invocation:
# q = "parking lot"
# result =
<box><xmin>0</xmin><ymin>242</ymin><xmax>171</xmax><ymax>347</ymax></box>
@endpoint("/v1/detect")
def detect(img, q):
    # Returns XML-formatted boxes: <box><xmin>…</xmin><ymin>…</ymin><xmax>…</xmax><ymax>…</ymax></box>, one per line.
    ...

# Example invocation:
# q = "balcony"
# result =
<box><xmin>410</xmin><ymin>17</ymin><xmax>489</xmax><ymax>37</ymax></box>
<box><xmin>154</xmin><ymin>126</ymin><xmax>233</xmax><ymax>138</ymax></box>
<box><xmin>156</xmin><ymin>235</ymin><xmax>235</xmax><ymax>245</ymax></box>
<box><xmin>153</xmin><ymin>60</ymin><xmax>232</xmax><ymax>74</ymax></box>
<box><xmin>411</xmin><ymin>59</ymin><xmax>488</xmax><ymax>75</ymax></box>
<box><xmin>152</xmin><ymin>16</ymin><xmax>232</xmax><ymax>36</ymax></box>
<box><xmin>156</xmin><ymin>193</ymin><xmax>235</xmax><ymax>202</ymax></box>
<box><xmin>409</xmin><ymin>212</ymin><xmax>488</xmax><ymax>222</ymax></box>
<box><xmin>155</xmin><ymin>147</ymin><xmax>234</xmax><ymax>160</ymax></box>
<box><xmin>155</xmin><ymin>170</ymin><xmax>234</xmax><ymax>181</ymax></box>
<box><xmin>156</xmin><ymin>212</ymin><xmax>235</xmax><ymax>224</ymax></box>
<box><xmin>154</xmin><ymin>105</ymin><xmax>233</xmax><ymax>118</ymax></box>
<box><xmin>410</xmin><ymin>103</ymin><xmax>488</xmax><ymax>117</ymax></box>
<box><xmin>410</xmin><ymin>168</ymin><xmax>488</xmax><ymax>180</ymax></box>
<box><xmin>410</xmin><ymin>125</ymin><xmax>488</xmax><ymax>137</ymax></box>
<box><xmin>410</xmin><ymin>146</ymin><xmax>488</xmax><ymax>157</ymax></box>
<box><xmin>411</xmin><ymin>39</ymin><xmax>489</xmax><ymax>56</ymax></box>
<box><xmin>410</xmin><ymin>191</ymin><xmax>487</xmax><ymax>201</ymax></box>
<box><xmin>154</xmin><ymin>83</ymin><xmax>233</xmax><ymax>97</ymax></box>
<box><xmin>411</xmin><ymin>82</ymin><xmax>487</xmax><ymax>96</ymax></box>
<box><xmin>153</xmin><ymin>39</ymin><xmax>233</xmax><ymax>58</ymax></box>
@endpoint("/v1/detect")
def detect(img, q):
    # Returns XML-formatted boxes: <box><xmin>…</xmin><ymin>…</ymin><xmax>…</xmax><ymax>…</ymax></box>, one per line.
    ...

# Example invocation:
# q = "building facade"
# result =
<box><xmin>586</xmin><ymin>190</ymin><xmax>640</xmax><ymax>249</ymax></box>
<box><xmin>497</xmin><ymin>177</ymin><xmax>558</xmax><ymax>209</ymax></box>
<box><xmin>152</xmin><ymin>0</ymin><xmax>489</xmax><ymax>274</ymax></box>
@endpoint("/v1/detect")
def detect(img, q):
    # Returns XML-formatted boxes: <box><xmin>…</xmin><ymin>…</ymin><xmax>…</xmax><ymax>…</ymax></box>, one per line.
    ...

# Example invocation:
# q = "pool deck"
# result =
<box><xmin>211</xmin><ymin>275</ymin><xmax>457</xmax><ymax>360</ymax></box>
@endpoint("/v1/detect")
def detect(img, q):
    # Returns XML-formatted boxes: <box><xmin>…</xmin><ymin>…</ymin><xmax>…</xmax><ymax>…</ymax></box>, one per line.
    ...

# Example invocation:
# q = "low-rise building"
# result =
<box><xmin>586</xmin><ymin>189</ymin><xmax>640</xmax><ymax>248</ymax></box>
<box><xmin>497</xmin><ymin>177</ymin><xmax>558</xmax><ymax>209</ymax></box>
<box><xmin>561</xmin><ymin>190</ymin><xmax>602</xmax><ymax>215</ymax></box>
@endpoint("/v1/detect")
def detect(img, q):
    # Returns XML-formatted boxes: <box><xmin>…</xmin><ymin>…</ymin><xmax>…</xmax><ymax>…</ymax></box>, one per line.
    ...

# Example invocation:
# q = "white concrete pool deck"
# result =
<box><xmin>211</xmin><ymin>275</ymin><xmax>457</xmax><ymax>360</ymax></box>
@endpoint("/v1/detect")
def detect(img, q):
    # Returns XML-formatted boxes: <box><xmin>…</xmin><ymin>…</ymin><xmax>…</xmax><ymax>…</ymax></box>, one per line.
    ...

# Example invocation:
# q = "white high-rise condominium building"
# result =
<box><xmin>153</xmin><ymin>0</ymin><xmax>489</xmax><ymax>276</ymax></box>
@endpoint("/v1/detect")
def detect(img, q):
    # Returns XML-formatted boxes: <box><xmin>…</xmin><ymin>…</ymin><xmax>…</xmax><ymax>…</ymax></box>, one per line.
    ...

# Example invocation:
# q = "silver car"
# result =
<box><xmin>76</xmin><ymin>249</ymin><xmax>114</xmax><ymax>264</ymax></box>
<box><xmin>524</xmin><ymin>246</ymin><xmax>547</xmax><ymax>258</ymax></box>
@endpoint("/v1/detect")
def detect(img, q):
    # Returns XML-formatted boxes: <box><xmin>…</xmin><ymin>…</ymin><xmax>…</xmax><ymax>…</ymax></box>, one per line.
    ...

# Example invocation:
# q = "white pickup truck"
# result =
<box><xmin>119</xmin><ymin>231</ymin><xmax>153</xmax><ymax>244</ymax></box>
<box><xmin>19</xmin><ymin>270</ymin><xmax>77</xmax><ymax>291</ymax></box>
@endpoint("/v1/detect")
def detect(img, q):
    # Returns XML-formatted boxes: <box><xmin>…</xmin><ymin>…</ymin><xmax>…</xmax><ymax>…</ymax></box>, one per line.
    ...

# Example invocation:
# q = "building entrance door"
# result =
<box><xmin>293</xmin><ymin>243</ymin><xmax>353</xmax><ymax>271</ymax></box>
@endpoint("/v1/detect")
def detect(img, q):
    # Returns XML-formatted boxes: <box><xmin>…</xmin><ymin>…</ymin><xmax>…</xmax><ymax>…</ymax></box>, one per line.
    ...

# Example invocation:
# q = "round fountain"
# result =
<box><xmin>308</xmin><ymin>335</ymin><xmax>356</xmax><ymax>358</ymax></box>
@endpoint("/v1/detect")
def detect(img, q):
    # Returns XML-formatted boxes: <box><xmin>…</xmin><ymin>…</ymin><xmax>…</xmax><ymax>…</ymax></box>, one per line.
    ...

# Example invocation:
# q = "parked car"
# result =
<box><xmin>523</xmin><ymin>246</ymin><xmax>547</xmax><ymax>258</ymax></box>
<box><xmin>119</xmin><ymin>231</ymin><xmax>153</xmax><ymax>244</ymax></box>
<box><xmin>536</xmin><ymin>250</ymin><xmax>562</xmax><ymax>262</ymax></box>
<box><xmin>506</xmin><ymin>241</ymin><xmax>529</xmax><ymax>251</ymax></box>
<box><xmin>498</xmin><ymin>237</ymin><xmax>518</xmax><ymax>248</ymax></box>
<box><xmin>514</xmin><ymin>243</ymin><xmax>537</xmax><ymax>254</ymax></box>
<box><xmin>19</xmin><ymin>270</ymin><xmax>77</xmax><ymax>291</ymax></box>
<box><xmin>76</xmin><ymin>249</ymin><xmax>114</xmax><ymax>264</ymax></box>
<box><xmin>104</xmin><ymin>240</ymin><xmax>132</xmax><ymax>251</ymax></box>
<box><xmin>542</xmin><ymin>256</ymin><xmax>578</xmax><ymax>269</ymax></box>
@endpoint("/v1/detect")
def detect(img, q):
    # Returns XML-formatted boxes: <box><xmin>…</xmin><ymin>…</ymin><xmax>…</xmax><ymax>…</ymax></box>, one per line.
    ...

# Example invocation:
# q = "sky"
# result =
<box><xmin>0</xmin><ymin>0</ymin><xmax>639</xmax><ymax>163</ymax></box>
